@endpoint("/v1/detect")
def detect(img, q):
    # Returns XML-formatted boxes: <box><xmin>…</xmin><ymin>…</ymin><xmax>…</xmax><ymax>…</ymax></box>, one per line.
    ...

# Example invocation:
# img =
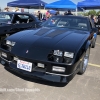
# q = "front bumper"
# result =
<box><xmin>0</xmin><ymin>49</ymin><xmax>79</xmax><ymax>83</ymax></box>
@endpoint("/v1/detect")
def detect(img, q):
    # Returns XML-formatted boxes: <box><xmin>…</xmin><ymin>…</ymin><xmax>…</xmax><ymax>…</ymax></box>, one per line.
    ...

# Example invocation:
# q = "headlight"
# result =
<box><xmin>6</xmin><ymin>40</ymin><xmax>12</xmax><ymax>45</ymax></box>
<box><xmin>6</xmin><ymin>40</ymin><xmax>16</xmax><ymax>46</ymax></box>
<box><xmin>11</xmin><ymin>41</ymin><xmax>16</xmax><ymax>46</ymax></box>
<box><xmin>53</xmin><ymin>50</ymin><xmax>63</xmax><ymax>57</ymax></box>
<box><xmin>64</xmin><ymin>52</ymin><xmax>74</xmax><ymax>58</ymax></box>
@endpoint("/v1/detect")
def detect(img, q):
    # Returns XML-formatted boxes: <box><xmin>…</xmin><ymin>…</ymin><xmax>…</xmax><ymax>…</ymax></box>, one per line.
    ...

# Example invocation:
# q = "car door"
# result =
<box><xmin>10</xmin><ymin>14</ymin><xmax>23</xmax><ymax>34</ymax></box>
<box><xmin>0</xmin><ymin>13</ymin><xmax>14</xmax><ymax>36</ymax></box>
<box><xmin>11</xmin><ymin>14</ymin><xmax>33</xmax><ymax>33</ymax></box>
<box><xmin>12</xmin><ymin>14</ymin><xmax>37</xmax><ymax>31</ymax></box>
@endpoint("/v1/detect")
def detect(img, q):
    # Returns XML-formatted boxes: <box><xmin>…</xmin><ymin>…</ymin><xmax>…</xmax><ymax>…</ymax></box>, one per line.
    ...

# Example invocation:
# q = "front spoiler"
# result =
<box><xmin>10</xmin><ymin>62</ymin><xmax>77</xmax><ymax>83</ymax></box>
<box><xmin>0</xmin><ymin>48</ymin><xmax>80</xmax><ymax>83</ymax></box>
<box><xmin>1</xmin><ymin>58</ymin><xmax>77</xmax><ymax>83</ymax></box>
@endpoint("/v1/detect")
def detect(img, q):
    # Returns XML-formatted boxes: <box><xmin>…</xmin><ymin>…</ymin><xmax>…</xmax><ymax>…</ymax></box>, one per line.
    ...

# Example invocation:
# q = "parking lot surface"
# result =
<box><xmin>0</xmin><ymin>36</ymin><xmax>100</xmax><ymax>100</ymax></box>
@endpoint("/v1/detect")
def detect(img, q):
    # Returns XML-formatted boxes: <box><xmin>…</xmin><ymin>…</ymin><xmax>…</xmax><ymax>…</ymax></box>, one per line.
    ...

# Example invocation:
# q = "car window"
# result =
<box><xmin>46</xmin><ymin>17</ymin><xmax>60</xmax><ymax>27</ymax></box>
<box><xmin>18</xmin><ymin>15</ymin><xmax>29</xmax><ymax>19</ymax></box>
<box><xmin>0</xmin><ymin>13</ymin><xmax>12</xmax><ymax>24</ymax></box>
<box><xmin>12</xmin><ymin>14</ymin><xmax>35</xmax><ymax>24</ymax></box>
<box><xmin>43</xmin><ymin>16</ymin><xmax>89</xmax><ymax>31</ymax></box>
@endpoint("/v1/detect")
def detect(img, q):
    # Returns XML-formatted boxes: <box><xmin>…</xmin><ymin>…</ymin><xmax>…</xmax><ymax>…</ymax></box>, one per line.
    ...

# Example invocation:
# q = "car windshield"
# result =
<box><xmin>0</xmin><ymin>13</ymin><xmax>12</xmax><ymax>24</ymax></box>
<box><xmin>43</xmin><ymin>16</ymin><xmax>89</xmax><ymax>31</ymax></box>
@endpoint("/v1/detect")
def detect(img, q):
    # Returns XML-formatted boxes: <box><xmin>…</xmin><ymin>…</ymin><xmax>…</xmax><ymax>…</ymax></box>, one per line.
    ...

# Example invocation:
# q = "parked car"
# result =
<box><xmin>95</xmin><ymin>15</ymin><xmax>100</xmax><ymax>35</ymax></box>
<box><xmin>0</xmin><ymin>12</ymin><xmax>41</xmax><ymax>41</ymax></box>
<box><xmin>0</xmin><ymin>15</ymin><xmax>97</xmax><ymax>83</ymax></box>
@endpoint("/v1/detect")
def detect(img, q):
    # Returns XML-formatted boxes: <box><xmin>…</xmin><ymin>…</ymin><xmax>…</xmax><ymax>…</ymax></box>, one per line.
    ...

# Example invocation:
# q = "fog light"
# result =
<box><xmin>37</xmin><ymin>63</ymin><xmax>44</xmax><ymax>68</ymax></box>
<box><xmin>52</xmin><ymin>66</ymin><xmax>65</xmax><ymax>72</ymax></box>
<box><xmin>1</xmin><ymin>52</ymin><xmax>7</xmax><ymax>58</ymax></box>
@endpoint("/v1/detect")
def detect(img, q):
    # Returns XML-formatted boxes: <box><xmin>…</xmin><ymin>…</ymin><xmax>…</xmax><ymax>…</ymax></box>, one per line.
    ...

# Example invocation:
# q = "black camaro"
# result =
<box><xmin>0</xmin><ymin>15</ymin><xmax>97</xmax><ymax>83</ymax></box>
<box><xmin>0</xmin><ymin>12</ymin><xmax>41</xmax><ymax>41</ymax></box>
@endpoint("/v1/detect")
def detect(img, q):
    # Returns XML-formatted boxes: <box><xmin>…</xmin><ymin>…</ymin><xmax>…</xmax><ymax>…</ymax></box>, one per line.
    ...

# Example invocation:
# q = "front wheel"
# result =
<box><xmin>78</xmin><ymin>48</ymin><xmax>90</xmax><ymax>75</ymax></box>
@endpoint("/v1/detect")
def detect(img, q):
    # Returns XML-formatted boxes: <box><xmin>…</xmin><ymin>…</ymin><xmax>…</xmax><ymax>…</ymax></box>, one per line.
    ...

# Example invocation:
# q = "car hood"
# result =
<box><xmin>6</xmin><ymin>27</ymin><xmax>89</xmax><ymax>60</ymax></box>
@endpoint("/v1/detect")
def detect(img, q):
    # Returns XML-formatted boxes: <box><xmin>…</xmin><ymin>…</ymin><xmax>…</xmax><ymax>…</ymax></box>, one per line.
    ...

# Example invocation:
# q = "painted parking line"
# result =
<box><xmin>88</xmin><ymin>63</ymin><xmax>100</xmax><ymax>68</ymax></box>
<box><xmin>96</xmin><ymin>43</ymin><xmax>100</xmax><ymax>45</ymax></box>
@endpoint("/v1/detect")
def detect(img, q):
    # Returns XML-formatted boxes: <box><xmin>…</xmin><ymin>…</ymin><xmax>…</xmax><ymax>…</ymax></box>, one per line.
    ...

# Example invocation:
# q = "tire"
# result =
<box><xmin>91</xmin><ymin>38</ymin><xmax>96</xmax><ymax>48</ymax></box>
<box><xmin>78</xmin><ymin>47</ymin><xmax>90</xmax><ymax>75</ymax></box>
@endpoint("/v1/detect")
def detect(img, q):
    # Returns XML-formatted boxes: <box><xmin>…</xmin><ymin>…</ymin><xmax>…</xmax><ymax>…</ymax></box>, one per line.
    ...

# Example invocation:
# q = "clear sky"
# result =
<box><xmin>1</xmin><ymin>0</ymin><xmax>83</xmax><ymax>9</ymax></box>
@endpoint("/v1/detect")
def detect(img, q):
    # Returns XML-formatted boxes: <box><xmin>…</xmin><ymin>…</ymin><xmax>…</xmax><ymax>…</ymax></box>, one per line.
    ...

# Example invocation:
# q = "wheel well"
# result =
<box><xmin>85</xmin><ymin>41</ymin><xmax>91</xmax><ymax>51</ymax></box>
<box><xmin>75</xmin><ymin>41</ymin><xmax>90</xmax><ymax>63</ymax></box>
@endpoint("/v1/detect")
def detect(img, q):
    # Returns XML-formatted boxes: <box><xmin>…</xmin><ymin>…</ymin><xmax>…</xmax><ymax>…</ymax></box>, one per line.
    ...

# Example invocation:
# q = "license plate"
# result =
<box><xmin>17</xmin><ymin>60</ymin><xmax>32</xmax><ymax>72</ymax></box>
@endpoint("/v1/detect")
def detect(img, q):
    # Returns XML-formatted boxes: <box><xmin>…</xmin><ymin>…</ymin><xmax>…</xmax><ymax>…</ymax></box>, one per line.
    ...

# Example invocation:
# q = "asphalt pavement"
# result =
<box><xmin>0</xmin><ymin>36</ymin><xmax>100</xmax><ymax>100</ymax></box>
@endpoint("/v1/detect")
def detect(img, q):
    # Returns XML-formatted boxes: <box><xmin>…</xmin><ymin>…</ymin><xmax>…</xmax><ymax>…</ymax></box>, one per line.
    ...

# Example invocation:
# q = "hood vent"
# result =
<box><xmin>34</xmin><ymin>28</ymin><xmax>51</xmax><ymax>36</ymax></box>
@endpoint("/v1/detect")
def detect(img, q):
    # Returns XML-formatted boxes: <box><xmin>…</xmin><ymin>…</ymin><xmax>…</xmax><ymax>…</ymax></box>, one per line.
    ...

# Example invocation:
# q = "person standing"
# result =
<box><xmin>65</xmin><ymin>10</ymin><xmax>73</xmax><ymax>15</ymax></box>
<box><xmin>21</xmin><ymin>8</ymin><xmax>24</xmax><ymax>13</ymax></box>
<box><xmin>90</xmin><ymin>15</ymin><xmax>95</xmax><ymax>24</ymax></box>
<box><xmin>15</xmin><ymin>7</ymin><xmax>20</xmax><ymax>12</ymax></box>
<box><xmin>55</xmin><ymin>11</ymin><xmax>60</xmax><ymax>15</ymax></box>
<box><xmin>95</xmin><ymin>15</ymin><xmax>100</xmax><ymax>35</ymax></box>
<box><xmin>4</xmin><ymin>7</ymin><xmax>9</xmax><ymax>12</ymax></box>
<box><xmin>46</xmin><ymin>10</ymin><xmax>50</xmax><ymax>20</ymax></box>
<box><xmin>64</xmin><ymin>11</ymin><xmax>67</xmax><ymax>15</ymax></box>
<box><xmin>0</xmin><ymin>7</ymin><xmax>1</xmax><ymax>12</ymax></box>
<box><xmin>38</xmin><ymin>11</ymin><xmax>42</xmax><ymax>21</ymax></box>
<box><xmin>42</xmin><ymin>14</ymin><xmax>46</xmax><ymax>21</ymax></box>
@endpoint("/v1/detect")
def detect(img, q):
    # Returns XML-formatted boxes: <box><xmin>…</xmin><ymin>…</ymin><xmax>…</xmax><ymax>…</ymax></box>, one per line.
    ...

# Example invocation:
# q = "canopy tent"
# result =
<box><xmin>45</xmin><ymin>0</ymin><xmax>77</xmax><ymax>10</ymax></box>
<box><xmin>7</xmin><ymin>0</ymin><xmax>47</xmax><ymax>9</ymax></box>
<box><xmin>77</xmin><ymin>0</ymin><xmax>100</xmax><ymax>10</ymax></box>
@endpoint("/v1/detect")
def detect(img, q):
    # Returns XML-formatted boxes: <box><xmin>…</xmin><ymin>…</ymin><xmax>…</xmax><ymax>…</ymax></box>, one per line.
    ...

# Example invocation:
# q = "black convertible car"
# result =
<box><xmin>0</xmin><ymin>12</ymin><xmax>41</xmax><ymax>41</ymax></box>
<box><xmin>0</xmin><ymin>15</ymin><xmax>97</xmax><ymax>83</ymax></box>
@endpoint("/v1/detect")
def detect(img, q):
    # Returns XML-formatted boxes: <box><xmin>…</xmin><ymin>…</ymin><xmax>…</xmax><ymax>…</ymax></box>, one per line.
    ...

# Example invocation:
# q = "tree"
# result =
<box><xmin>83</xmin><ymin>12</ymin><xmax>88</xmax><ymax>16</ymax></box>
<box><xmin>96</xmin><ymin>11</ymin><xmax>100</xmax><ymax>16</ymax></box>
<box><xmin>88</xmin><ymin>10</ymin><xmax>96</xmax><ymax>15</ymax></box>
